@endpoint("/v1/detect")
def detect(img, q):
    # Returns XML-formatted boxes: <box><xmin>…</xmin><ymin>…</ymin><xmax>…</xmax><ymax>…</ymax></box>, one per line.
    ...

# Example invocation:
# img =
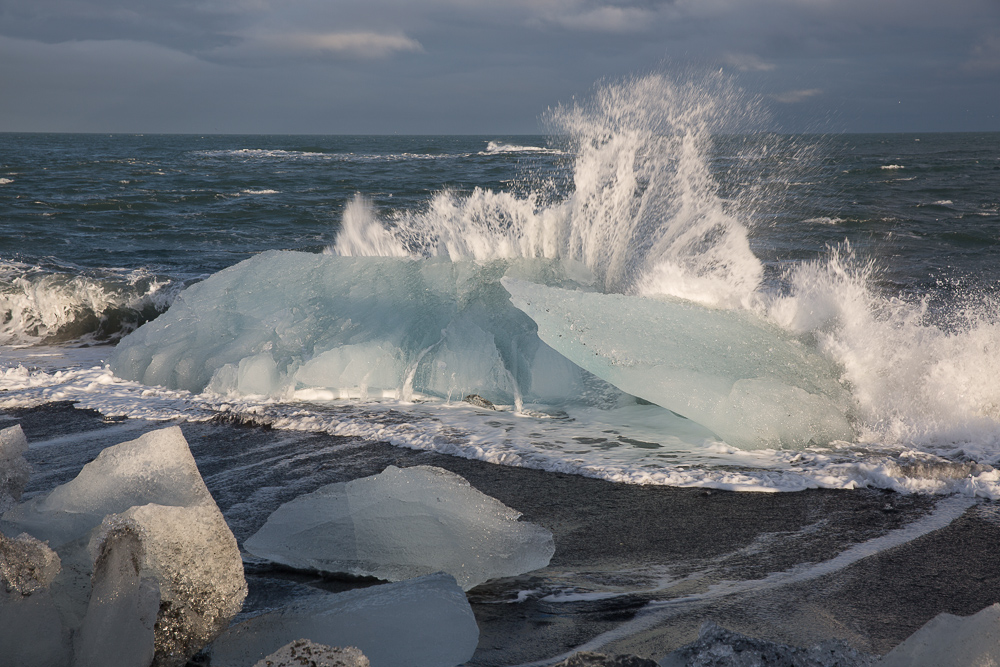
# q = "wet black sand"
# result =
<box><xmin>5</xmin><ymin>401</ymin><xmax>999</xmax><ymax>665</ymax></box>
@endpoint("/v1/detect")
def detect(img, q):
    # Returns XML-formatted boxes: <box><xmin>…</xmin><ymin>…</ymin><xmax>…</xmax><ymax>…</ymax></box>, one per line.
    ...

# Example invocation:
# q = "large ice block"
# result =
<box><xmin>3</xmin><ymin>426</ymin><xmax>215</xmax><ymax>547</ymax></box>
<box><xmin>208</xmin><ymin>573</ymin><xmax>479</xmax><ymax>667</ymax></box>
<box><xmin>88</xmin><ymin>504</ymin><xmax>247</xmax><ymax>667</ymax></box>
<box><xmin>503</xmin><ymin>277</ymin><xmax>854</xmax><ymax>449</ymax></box>
<box><xmin>877</xmin><ymin>603</ymin><xmax>1000</xmax><ymax>667</ymax></box>
<box><xmin>110</xmin><ymin>251</ymin><xmax>608</xmax><ymax>406</ymax></box>
<box><xmin>0</xmin><ymin>424</ymin><xmax>29</xmax><ymax>513</ymax></box>
<box><xmin>244</xmin><ymin>465</ymin><xmax>554</xmax><ymax>590</ymax></box>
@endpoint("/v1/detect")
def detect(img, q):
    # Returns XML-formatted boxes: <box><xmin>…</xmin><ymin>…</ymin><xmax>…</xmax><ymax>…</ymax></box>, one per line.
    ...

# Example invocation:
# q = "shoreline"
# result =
<box><xmin>5</xmin><ymin>400</ymin><xmax>998</xmax><ymax>665</ymax></box>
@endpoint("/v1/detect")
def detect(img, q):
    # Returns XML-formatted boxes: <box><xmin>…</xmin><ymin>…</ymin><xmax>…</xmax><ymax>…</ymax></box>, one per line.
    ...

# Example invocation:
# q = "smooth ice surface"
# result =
<box><xmin>90</xmin><ymin>503</ymin><xmax>247</xmax><ymax>667</ymax></box>
<box><xmin>503</xmin><ymin>278</ymin><xmax>855</xmax><ymax>449</ymax></box>
<box><xmin>0</xmin><ymin>424</ymin><xmax>29</xmax><ymax>513</ymax></box>
<box><xmin>110</xmin><ymin>251</ymin><xmax>609</xmax><ymax>407</ymax></box>
<box><xmin>244</xmin><ymin>465</ymin><xmax>554</xmax><ymax>590</ymax></box>
<box><xmin>209</xmin><ymin>573</ymin><xmax>479</xmax><ymax>667</ymax></box>
<box><xmin>3</xmin><ymin>425</ymin><xmax>214</xmax><ymax>547</ymax></box>
<box><xmin>75</xmin><ymin>524</ymin><xmax>159</xmax><ymax>667</ymax></box>
<box><xmin>877</xmin><ymin>603</ymin><xmax>1000</xmax><ymax>667</ymax></box>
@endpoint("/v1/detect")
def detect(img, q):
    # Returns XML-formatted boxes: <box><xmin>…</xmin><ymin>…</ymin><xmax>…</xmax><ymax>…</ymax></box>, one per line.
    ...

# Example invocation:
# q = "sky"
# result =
<box><xmin>0</xmin><ymin>0</ymin><xmax>998</xmax><ymax>134</ymax></box>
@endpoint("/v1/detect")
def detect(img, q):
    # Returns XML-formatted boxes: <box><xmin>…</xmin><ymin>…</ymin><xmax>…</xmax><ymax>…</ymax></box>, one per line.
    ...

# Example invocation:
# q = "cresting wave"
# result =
<box><xmin>0</xmin><ymin>262</ymin><xmax>183</xmax><ymax>345</ymax></box>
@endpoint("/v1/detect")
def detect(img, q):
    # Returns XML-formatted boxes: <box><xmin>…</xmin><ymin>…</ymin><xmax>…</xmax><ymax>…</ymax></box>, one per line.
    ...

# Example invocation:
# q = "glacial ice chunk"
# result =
<box><xmin>0</xmin><ymin>532</ymin><xmax>72</xmax><ymax>667</ymax></box>
<box><xmin>877</xmin><ymin>603</ymin><xmax>1000</xmax><ymax>667</ymax></box>
<box><xmin>0</xmin><ymin>424</ymin><xmax>30</xmax><ymax>513</ymax></box>
<box><xmin>244</xmin><ymin>465</ymin><xmax>554</xmax><ymax>590</ymax></box>
<box><xmin>87</xmin><ymin>504</ymin><xmax>247</xmax><ymax>667</ymax></box>
<box><xmin>503</xmin><ymin>277</ymin><xmax>855</xmax><ymax>449</ymax></box>
<box><xmin>3</xmin><ymin>425</ymin><xmax>215</xmax><ymax>547</ymax></box>
<box><xmin>208</xmin><ymin>573</ymin><xmax>479</xmax><ymax>667</ymax></box>
<box><xmin>0</xmin><ymin>426</ymin><xmax>247</xmax><ymax>667</ymax></box>
<box><xmin>110</xmin><ymin>251</ymin><xmax>607</xmax><ymax>406</ymax></box>
<box><xmin>74</xmin><ymin>523</ymin><xmax>159</xmax><ymax>667</ymax></box>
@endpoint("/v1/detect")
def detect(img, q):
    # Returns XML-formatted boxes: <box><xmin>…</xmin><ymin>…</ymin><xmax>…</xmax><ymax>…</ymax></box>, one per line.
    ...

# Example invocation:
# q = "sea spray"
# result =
<box><xmin>330</xmin><ymin>73</ymin><xmax>764</xmax><ymax>307</ymax></box>
<box><xmin>768</xmin><ymin>243</ymin><xmax>1000</xmax><ymax>453</ymax></box>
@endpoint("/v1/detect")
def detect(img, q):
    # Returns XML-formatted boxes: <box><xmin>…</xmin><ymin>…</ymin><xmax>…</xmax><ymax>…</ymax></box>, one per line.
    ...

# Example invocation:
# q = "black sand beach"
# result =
<box><xmin>6</xmin><ymin>401</ymin><xmax>998</xmax><ymax>665</ymax></box>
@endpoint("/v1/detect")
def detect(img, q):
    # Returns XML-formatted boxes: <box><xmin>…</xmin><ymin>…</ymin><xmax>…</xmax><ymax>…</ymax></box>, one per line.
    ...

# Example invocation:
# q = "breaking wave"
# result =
<box><xmin>0</xmin><ymin>262</ymin><xmax>184</xmax><ymax>346</ymax></box>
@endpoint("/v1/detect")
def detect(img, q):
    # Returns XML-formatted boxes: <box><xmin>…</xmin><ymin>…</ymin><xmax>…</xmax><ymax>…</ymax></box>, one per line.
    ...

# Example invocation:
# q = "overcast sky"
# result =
<box><xmin>1</xmin><ymin>0</ymin><xmax>998</xmax><ymax>134</ymax></box>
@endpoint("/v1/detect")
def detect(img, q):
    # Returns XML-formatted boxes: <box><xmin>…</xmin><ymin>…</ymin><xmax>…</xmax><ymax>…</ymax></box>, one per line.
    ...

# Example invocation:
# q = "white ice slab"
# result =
<box><xmin>110</xmin><ymin>252</ymin><xmax>601</xmax><ymax>407</ymax></box>
<box><xmin>503</xmin><ymin>277</ymin><xmax>854</xmax><ymax>449</ymax></box>
<box><xmin>244</xmin><ymin>465</ymin><xmax>554</xmax><ymax>590</ymax></box>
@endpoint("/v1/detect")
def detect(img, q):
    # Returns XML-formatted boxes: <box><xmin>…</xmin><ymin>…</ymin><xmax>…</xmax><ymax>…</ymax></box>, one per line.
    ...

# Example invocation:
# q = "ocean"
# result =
<box><xmin>3</xmin><ymin>76</ymin><xmax>1000</xmax><ymax>502</ymax></box>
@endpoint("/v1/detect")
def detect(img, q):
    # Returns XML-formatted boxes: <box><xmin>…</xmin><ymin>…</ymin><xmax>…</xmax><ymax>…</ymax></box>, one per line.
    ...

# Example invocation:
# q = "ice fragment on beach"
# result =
<box><xmin>877</xmin><ymin>603</ymin><xmax>1000</xmax><ymax>667</ymax></box>
<box><xmin>0</xmin><ymin>531</ymin><xmax>61</xmax><ymax>595</ymax></box>
<box><xmin>0</xmin><ymin>424</ymin><xmax>30</xmax><ymax>513</ymax></box>
<box><xmin>110</xmin><ymin>251</ymin><xmax>601</xmax><ymax>406</ymax></box>
<box><xmin>503</xmin><ymin>277</ymin><xmax>855</xmax><ymax>449</ymax></box>
<box><xmin>1</xmin><ymin>426</ymin><xmax>246</xmax><ymax>667</ymax></box>
<box><xmin>209</xmin><ymin>573</ymin><xmax>479</xmax><ymax>667</ymax></box>
<box><xmin>88</xmin><ymin>502</ymin><xmax>247</xmax><ymax>667</ymax></box>
<box><xmin>659</xmin><ymin>621</ymin><xmax>877</xmax><ymax>667</ymax></box>
<box><xmin>244</xmin><ymin>464</ymin><xmax>554</xmax><ymax>590</ymax></box>
<box><xmin>3</xmin><ymin>425</ymin><xmax>216</xmax><ymax>547</ymax></box>
<box><xmin>251</xmin><ymin>639</ymin><xmax>370</xmax><ymax>667</ymax></box>
<box><xmin>74</xmin><ymin>523</ymin><xmax>159</xmax><ymax>667</ymax></box>
<box><xmin>0</xmin><ymin>532</ymin><xmax>72</xmax><ymax>667</ymax></box>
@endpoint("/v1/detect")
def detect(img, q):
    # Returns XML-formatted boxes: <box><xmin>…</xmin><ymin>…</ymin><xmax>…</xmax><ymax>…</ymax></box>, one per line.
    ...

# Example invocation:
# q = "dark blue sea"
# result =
<box><xmin>3</xmin><ymin>79</ymin><xmax>1000</xmax><ymax>496</ymax></box>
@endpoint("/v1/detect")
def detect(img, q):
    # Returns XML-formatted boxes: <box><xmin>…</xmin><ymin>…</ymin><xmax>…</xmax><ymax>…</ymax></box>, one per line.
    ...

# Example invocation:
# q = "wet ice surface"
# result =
<box><xmin>245</xmin><ymin>464</ymin><xmax>554</xmax><ymax>590</ymax></box>
<box><xmin>3</xmin><ymin>402</ymin><xmax>998</xmax><ymax>666</ymax></box>
<box><xmin>209</xmin><ymin>573</ymin><xmax>479</xmax><ymax>667</ymax></box>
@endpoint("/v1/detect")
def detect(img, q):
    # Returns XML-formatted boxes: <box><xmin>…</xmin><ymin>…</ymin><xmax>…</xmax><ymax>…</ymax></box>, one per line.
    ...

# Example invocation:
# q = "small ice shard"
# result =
<box><xmin>88</xmin><ymin>503</ymin><xmax>247</xmax><ymax>667</ymax></box>
<box><xmin>0</xmin><ymin>531</ymin><xmax>61</xmax><ymax>595</ymax></box>
<box><xmin>208</xmin><ymin>573</ymin><xmax>479</xmax><ymax>667</ymax></box>
<box><xmin>0</xmin><ymin>424</ymin><xmax>30</xmax><ymax>513</ymax></box>
<box><xmin>877</xmin><ymin>603</ymin><xmax>1000</xmax><ymax>667</ymax></box>
<box><xmin>74</xmin><ymin>522</ymin><xmax>159</xmax><ymax>667</ymax></box>
<box><xmin>503</xmin><ymin>277</ymin><xmax>855</xmax><ymax>450</ymax></box>
<box><xmin>244</xmin><ymin>465</ymin><xmax>554</xmax><ymax>591</ymax></box>
<box><xmin>3</xmin><ymin>425</ymin><xmax>217</xmax><ymax>547</ymax></box>
<box><xmin>251</xmin><ymin>640</ymin><xmax>370</xmax><ymax>667</ymax></box>
<box><xmin>0</xmin><ymin>532</ymin><xmax>72</xmax><ymax>667</ymax></box>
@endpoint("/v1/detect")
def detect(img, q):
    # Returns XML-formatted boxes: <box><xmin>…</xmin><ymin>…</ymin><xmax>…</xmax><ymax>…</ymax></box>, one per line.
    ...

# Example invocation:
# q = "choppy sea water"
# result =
<box><xmin>3</xmin><ymin>76</ymin><xmax>1000</xmax><ymax>496</ymax></box>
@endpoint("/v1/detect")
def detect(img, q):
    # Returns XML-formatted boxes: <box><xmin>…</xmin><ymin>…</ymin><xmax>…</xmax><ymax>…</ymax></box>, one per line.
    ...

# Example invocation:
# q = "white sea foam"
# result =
<box><xmin>481</xmin><ymin>141</ymin><xmax>561</xmax><ymax>155</ymax></box>
<box><xmin>238</xmin><ymin>189</ymin><xmax>280</xmax><ymax>195</ymax></box>
<box><xmin>0</xmin><ymin>178</ymin><xmax>13</xmax><ymax>185</ymax></box>
<box><xmin>881</xmin><ymin>164</ymin><xmax>904</xmax><ymax>170</ymax></box>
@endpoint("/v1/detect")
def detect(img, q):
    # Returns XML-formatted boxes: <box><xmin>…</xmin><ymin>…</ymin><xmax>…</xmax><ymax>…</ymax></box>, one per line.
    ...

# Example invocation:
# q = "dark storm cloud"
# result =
<box><xmin>0</xmin><ymin>0</ymin><xmax>997</xmax><ymax>132</ymax></box>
